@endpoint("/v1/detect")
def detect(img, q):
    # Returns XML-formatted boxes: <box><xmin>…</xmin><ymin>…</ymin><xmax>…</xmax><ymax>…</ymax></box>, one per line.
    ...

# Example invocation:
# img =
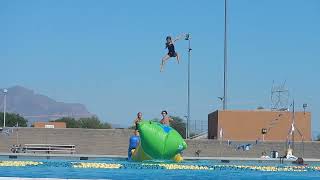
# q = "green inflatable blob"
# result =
<box><xmin>138</xmin><ymin>121</ymin><xmax>187</xmax><ymax>159</ymax></box>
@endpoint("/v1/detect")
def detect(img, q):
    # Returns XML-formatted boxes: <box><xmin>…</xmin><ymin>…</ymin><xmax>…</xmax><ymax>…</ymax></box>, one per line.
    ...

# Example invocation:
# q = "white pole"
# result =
<box><xmin>3</xmin><ymin>89</ymin><xmax>7</xmax><ymax>128</ymax></box>
<box><xmin>292</xmin><ymin>100</ymin><xmax>295</xmax><ymax>151</ymax></box>
<box><xmin>16</xmin><ymin>122</ymin><xmax>19</xmax><ymax>145</ymax></box>
<box><xmin>219</xmin><ymin>128</ymin><xmax>223</xmax><ymax>142</ymax></box>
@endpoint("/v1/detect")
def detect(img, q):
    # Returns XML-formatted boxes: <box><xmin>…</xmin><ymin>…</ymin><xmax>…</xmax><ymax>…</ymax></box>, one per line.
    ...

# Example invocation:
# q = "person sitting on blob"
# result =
<box><xmin>128</xmin><ymin>130</ymin><xmax>140</xmax><ymax>160</ymax></box>
<box><xmin>160</xmin><ymin>110</ymin><xmax>174</xmax><ymax>126</ymax></box>
<box><xmin>133</xmin><ymin>112</ymin><xmax>143</xmax><ymax>131</ymax></box>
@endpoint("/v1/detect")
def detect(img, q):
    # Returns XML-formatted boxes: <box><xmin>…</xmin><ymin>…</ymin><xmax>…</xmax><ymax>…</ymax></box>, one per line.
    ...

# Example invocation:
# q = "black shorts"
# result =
<box><xmin>168</xmin><ymin>51</ymin><xmax>177</xmax><ymax>57</ymax></box>
<box><xmin>135</xmin><ymin>122</ymin><xmax>139</xmax><ymax>131</ymax></box>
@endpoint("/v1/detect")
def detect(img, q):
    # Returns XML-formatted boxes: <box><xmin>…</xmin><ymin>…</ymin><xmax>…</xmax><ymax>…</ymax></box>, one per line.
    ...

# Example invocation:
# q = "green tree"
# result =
<box><xmin>128</xmin><ymin>125</ymin><xmax>135</xmax><ymax>129</ymax></box>
<box><xmin>316</xmin><ymin>134</ymin><xmax>320</xmax><ymax>141</ymax></box>
<box><xmin>170</xmin><ymin>116</ymin><xmax>186</xmax><ymax>139</ymax></box>
<box><xmin>257</xmin><ymin>106</ymin><xmax>264</xmax><ymax>110</ymax></box>
<box><xmin>51</xmin><ymin>116</ymin><xmax>112</xmax><ymax>129</ymax></box>
<box><xmin>79</xmin><ymin>116</ymin><xmax>101</xmax><ymax>129</ymax></box>
<box><xmin>102</xmin><ymin>122</ymin><xmax>112</xmax><ymax>129</ymax></box>
<box><xmin>78</xmin><ymin>116</ymin><xmax>112</xmax><ymax>129</ymax></box>
<box><xmin>51</xmin><ymin>117</ymin><xmax>79</xmax><ymax>128</ymax></box>
<box><xmin>0</xmin><ymin>112</ymin><xmax>28</xmax><ymax>127</ymax></box>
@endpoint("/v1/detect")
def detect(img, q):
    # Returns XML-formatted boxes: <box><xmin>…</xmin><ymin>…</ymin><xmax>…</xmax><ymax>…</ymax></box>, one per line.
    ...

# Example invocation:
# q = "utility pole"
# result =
<box><xmin>3</xmin><ymin>89</ymin><xmax>8</xmax><ymax>127</ymax></box>
<box><xmin>185</xmin><ymin>33</ymin><xmax>192</xmax><ymax>138</ymax></box>
<box><xmin>223</xmin><ymin>0</ymin><xmax>228</xmax><ymax>110</ymax></box>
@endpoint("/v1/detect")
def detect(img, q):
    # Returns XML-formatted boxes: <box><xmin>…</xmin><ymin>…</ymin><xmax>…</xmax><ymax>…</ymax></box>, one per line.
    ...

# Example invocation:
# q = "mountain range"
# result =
<box><xmin>0</xmin><ymin>86</ymin><xmax>92</xmax><ymax>123</ymax></box>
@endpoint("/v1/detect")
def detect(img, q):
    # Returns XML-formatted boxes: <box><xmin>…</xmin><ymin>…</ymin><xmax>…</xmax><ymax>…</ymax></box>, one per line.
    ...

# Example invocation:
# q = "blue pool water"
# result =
<box><xmin>0</xmin><ymin>158</ymin><xmax>319</xmax><ymax>180</ymax></box>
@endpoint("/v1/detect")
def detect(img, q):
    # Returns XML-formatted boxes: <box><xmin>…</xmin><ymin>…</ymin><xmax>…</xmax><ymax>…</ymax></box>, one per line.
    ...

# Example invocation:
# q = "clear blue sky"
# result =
<box><xmin>1</xmin><ymin>0</ymin><xmax>319</xmax><ymax>135</ymax></box>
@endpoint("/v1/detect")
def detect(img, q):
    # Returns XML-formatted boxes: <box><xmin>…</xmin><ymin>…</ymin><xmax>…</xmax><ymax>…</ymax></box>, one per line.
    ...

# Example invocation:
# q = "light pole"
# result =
<box><xmin>3</xmin><ymin>89</ymin><xmax>8</xmax><ymax>128</ymax></box>
<box><xmin>184</xmin><ymin>115</ymin><xmax>188</xmax><ymax>139</ymax></box>
<box><xmin>218</xmin><ymin>97</ymin><xmax>224</xmax><ymax>110</ymax></box>
<box><xmin>223</xmin><ymin>0</ymin><xmax>228</xmax><ymax>110</ymax></box>
<box><xmin>185</xmin><ymin>33</ymin><xmax>192</xmax><ymax>139</ymax></box>
<box><xmin>303</xmin><ymin>103</ymin><xmax>307</xmax><ymax>114</ymax></box>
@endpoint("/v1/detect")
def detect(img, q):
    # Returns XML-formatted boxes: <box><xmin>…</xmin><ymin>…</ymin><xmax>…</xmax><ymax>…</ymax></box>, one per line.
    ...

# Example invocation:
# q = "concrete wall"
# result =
<box><xmin>1</xmin><ymin>128</ymin><xmax>319</xmax><ymax>158</ymax></box>
<box><xmin>208</xmin><ymin>110</ymin><xmax>311</xmax><ymax>141</ymax></box>
<box><xmin>0</xmin><ymin>128</ymin><xmax>132</xmax><ymax>155</ymax></box>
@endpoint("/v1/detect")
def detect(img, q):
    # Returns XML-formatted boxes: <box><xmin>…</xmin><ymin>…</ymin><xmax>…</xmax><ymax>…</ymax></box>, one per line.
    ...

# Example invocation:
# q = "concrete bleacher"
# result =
<box><xmin>0</xmin><ymin>128</ymin><xmax>319</xmax><ymax>158</ymax></box>
<box><xmin>184</xmin><ymin>139</ymin><xmax>320</xmax><ymax>158</ymax></box>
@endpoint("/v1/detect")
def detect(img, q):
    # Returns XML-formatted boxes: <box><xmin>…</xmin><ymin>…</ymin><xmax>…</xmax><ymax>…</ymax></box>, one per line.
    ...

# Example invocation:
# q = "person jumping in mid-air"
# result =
<box><xmin>160</xmin><ymin>34</ymin><xmax>186</xmax><ymax>72</ymax></box>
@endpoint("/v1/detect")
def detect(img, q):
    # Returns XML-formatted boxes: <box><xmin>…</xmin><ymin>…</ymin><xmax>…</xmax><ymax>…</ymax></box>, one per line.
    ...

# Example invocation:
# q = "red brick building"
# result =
<box><xmin>208</xmin><ymin>110</ymin><xmax>311</xmax><ymax>141</ymax></box>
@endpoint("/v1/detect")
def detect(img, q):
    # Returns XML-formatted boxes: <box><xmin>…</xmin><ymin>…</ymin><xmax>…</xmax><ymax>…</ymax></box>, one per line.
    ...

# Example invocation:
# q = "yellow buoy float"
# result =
<box><xmin>73</xmin><ymin>162</ymin><xmax>122</xmax><ymax>169</ymax></box>
<box><xmin>0</xmin><ymin>161</ymin><xmax>42</xmax><ymax>167</ymax></box>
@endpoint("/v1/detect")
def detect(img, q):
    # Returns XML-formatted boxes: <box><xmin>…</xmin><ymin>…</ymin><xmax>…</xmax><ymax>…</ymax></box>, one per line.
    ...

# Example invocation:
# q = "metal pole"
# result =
<box><xmin>16</xmin><ymin>122</ymin><xmax>19</xmax><ymax>145</ymax></box>
<box><xmin>201</xmin><ymin>120</ymin><xmax>203</xmax><ymax>132</ymax></box>
<box><xmin>3</xmin><ymin>89</ymin><xmax>7</xmax><ymax>128</ymax></box>
<box><xmin>184</xmin><ymin>116</ymin><xmax>187</xmax><ymax>139</ymax></box>
<box><xmin>223</xmin><ymin>0</ymin><xmax>228</xmax><ymax>110</ymax></box>
<box><xmin>185</xmin><ymin>124</ymin><xmax>187</xmax><ymax>139</ymax></box>
<box><xmin>302</xmin><ymin>137</ymin><xmax>304</xmax><ymax>157</ymax></box>
<box><xmin>292</xmin><ymin>100</ymin><xmax>295</xmax><ymax>151</ymax></box>
<box><xmin>4</xmin><ymin>93</ymin><xmax>5</xmax><ymax>127</ymax></box>
<box><xmin>187</xmin><ymin>35</ymin><xmax>192</xmax><ymax>139</ymax></box>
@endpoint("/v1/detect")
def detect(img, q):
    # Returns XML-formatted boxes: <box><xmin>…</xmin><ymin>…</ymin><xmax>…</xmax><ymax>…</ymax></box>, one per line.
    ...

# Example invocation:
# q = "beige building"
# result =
<box><xmin>208</xmin><ymin>110</ymin><xmax>311</xmax><ymax>141</ymax></box>
<box><xmin>33</xmin><ymin>122</ymin><xmax>66</xmax><ymax>128</ymax></box>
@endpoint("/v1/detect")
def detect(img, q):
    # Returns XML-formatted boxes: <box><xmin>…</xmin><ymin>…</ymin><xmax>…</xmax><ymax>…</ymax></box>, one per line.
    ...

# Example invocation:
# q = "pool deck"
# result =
<box><xmin>1</xmin><ymin>153</ymin><xmax>320</xmax><ymax>162</ymax></box>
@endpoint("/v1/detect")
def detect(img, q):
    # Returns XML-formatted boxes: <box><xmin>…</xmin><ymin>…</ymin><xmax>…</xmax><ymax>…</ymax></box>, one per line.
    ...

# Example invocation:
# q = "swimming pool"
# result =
<box><xmin>0</xmin><ymin>158</ymin><xmax>319</xmax><ymax>180</ymax></box>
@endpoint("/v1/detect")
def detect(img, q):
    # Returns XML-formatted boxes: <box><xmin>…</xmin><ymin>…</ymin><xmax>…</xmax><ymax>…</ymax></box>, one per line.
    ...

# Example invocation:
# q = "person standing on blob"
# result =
<box><xmin>160</xmin><ymin>110</ymin><xmax>173</xmax><ymax>126</ymax></box>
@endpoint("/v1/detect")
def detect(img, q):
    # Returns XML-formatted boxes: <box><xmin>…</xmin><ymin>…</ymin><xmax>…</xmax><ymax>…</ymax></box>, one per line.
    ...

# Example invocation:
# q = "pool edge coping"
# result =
<box><xmin>1</xmin><ymin>153</ymin><xmax>320</xmax><ymax>162</ymax></box>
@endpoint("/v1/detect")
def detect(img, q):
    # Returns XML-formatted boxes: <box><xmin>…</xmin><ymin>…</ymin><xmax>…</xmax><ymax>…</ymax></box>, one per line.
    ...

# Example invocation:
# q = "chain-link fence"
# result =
<box><xmin>189</xmin><ymin>120</ymin><xmax>207</xmax><ymax>134</ymax></box>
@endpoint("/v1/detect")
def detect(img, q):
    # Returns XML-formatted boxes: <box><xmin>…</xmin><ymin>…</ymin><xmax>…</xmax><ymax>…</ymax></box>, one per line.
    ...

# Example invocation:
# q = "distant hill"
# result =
<box><xmin>0</xmin><ymin>86</ymin><xmax>92</xmax><ymax>123</ymax></box>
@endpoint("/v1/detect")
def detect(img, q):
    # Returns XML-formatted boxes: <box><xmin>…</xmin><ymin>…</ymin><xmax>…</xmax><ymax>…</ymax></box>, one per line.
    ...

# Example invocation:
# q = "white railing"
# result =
<box><xmin>23</xmin><ymin>144</ymin><xmax>76</xmax><ymax>154</ymax></box>
<box><xmin>189</xmin><ymin>131</ymin><xmax>208</xmax><ymax>139</ymax></box>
